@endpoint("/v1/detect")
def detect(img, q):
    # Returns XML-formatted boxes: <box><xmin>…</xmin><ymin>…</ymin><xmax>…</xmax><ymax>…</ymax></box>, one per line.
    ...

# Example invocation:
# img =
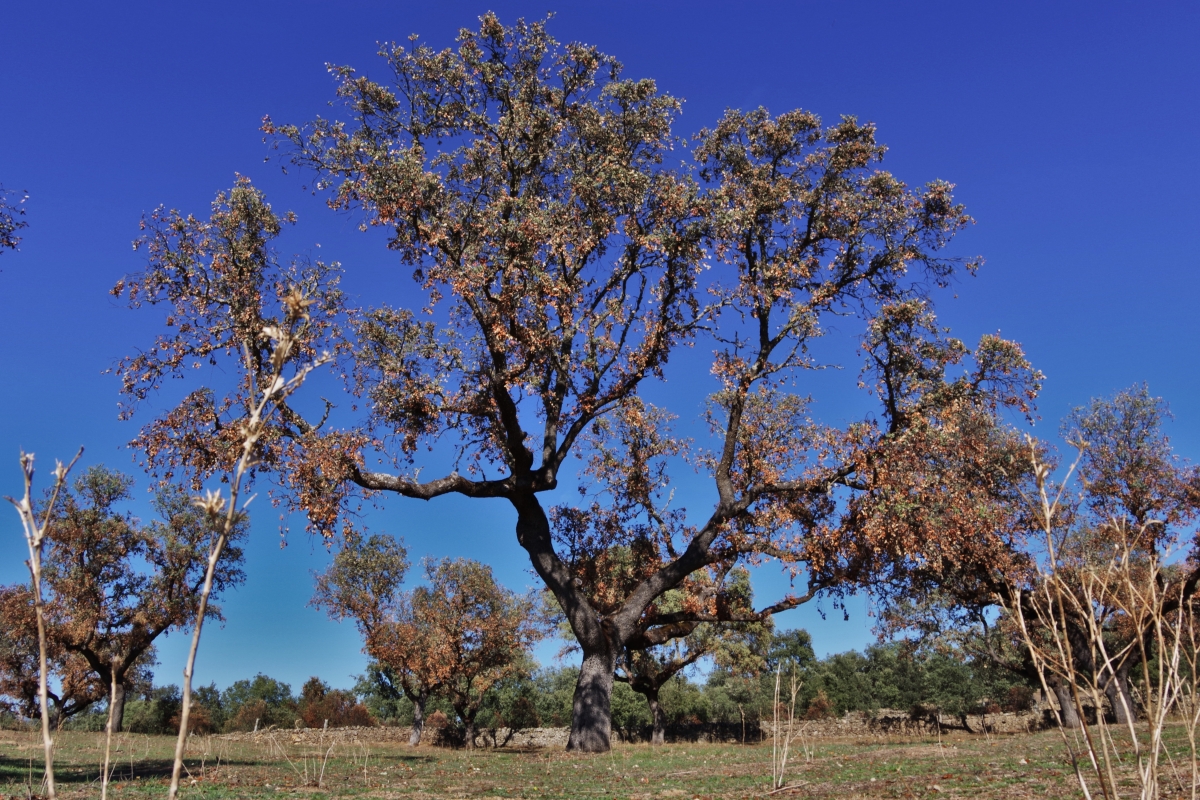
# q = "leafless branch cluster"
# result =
<box><xmin>1007</xmin><ymin>442</ymin><xmax>1200</xmax><ymax>800</ymax></box>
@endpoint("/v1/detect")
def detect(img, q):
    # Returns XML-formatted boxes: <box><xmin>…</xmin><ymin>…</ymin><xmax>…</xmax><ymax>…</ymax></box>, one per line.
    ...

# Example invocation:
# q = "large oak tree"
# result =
<box><xmin>117</xmin><ymin>15</ymin><xmax>1039</xmax><ymax>751</ymax></box>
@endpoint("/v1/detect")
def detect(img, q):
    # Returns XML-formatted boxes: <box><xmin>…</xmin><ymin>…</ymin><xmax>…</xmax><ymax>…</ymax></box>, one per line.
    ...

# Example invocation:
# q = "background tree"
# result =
<box><xmin>32</xmin><ymin>466</ymin><xmax>247</xmax><ymax>731</ymax></box>
<box><xmin>1042</xmin><ymin>385</ymin><xmax>1200</xmax><ymax>723</ymax></box>
<box><xmin>311</xmin><ymin>530</ymin><xmax>429</xmax><ymax>740</ymax></box>
<box><xmin>353</xmin><ymin>663</ymin><xmax>412</xmax><ymax>727</ymax></box>
<box><xmin>121</xmin><ymin>14</ymin><xmax>1039</xmax><ymax>752</ymax></box>
<box><xmin>420</xmin><ymin>559</ymin><xmax>545</xmax><ymax>748</ymax></box>
<box><xmin>610</xmin><ymin>568</ymin><xmax>771</xmax><ymax>744</ymax></box>
<box><xmin>314</xmin><ymin>534</ymin><xmax>544</xmax><ymax>746</ymax></box>
<box><xmin>0</xmin><ymin>585</ymin><xmax>124</xmax><ymax>726</ymax></box>
<box><xmin>220</xmin><ymin>673</ymin><xmax>299</xmax><ymax>731</ymax></box>
<box><xmin>877</xmin><ymin>385</ymin><xmax>1200</xmax><ymax>727</ymax></box>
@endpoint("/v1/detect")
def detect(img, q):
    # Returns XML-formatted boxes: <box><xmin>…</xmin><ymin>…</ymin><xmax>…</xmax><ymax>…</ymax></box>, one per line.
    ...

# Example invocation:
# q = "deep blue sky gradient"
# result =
<box><xmin>2</xmin><ymin>1</ymin><xmax>1197</xmax><ymax>693</ymax></box>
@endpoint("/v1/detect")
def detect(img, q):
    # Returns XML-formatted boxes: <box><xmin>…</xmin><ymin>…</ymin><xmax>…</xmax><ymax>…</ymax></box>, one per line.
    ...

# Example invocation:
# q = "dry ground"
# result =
<box><xmin>0</xmin><ymin>724</ymin><xmax>1193</xmax><ymax>799</ymax></box>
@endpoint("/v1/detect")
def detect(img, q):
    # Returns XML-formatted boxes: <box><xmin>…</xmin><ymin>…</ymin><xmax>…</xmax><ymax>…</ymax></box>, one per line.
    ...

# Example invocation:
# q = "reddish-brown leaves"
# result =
<box><xmin>313</xmin><ymin>533</ymin><xmax>545</xmax><ymax>729</ymax></box>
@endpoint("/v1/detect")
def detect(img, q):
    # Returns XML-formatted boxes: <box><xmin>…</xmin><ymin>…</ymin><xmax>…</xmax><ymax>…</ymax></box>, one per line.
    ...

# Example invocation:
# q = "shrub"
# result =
<box><xmin>1004</xmin><ymin>685</ymin><xmax>1035</xmax><ymax>713</ymax></box>
<box><xmin>804</xmin><ymin>690</ymin><xmax>834</xmax><ymax>720</ymax></box>
<box><xmin>298</xmin><ymin>677</ymin><xmax>374</xmax><ymax>728</ymax></box>
<box><xmin>229</xmin><ymin>699</ymin><xmax>270</xmax><ymax>732</ymax></box>
<box><xmin>170</xmin><ymin>703</ymin><xmax>215</xmax><ymax>734</ymax></box>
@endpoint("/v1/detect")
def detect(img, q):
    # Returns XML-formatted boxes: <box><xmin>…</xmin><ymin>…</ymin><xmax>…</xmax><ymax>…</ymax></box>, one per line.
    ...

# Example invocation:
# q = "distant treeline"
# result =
<box><xmin>37</xmin><ymin>632</ymin><xmax>1035</xmax><ymax>738</ymax></box>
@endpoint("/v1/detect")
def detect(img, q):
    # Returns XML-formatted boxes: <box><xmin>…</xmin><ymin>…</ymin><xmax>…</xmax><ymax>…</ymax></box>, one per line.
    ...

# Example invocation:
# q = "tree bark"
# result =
<box><xmin>1054</xmin><ymin>682</ymin><xmax>1082</xmax><ymax>728</ymax></box>
<box><xmin>464</xmin><ymin>718</ymin><xmax>477</xmax><ymax>750</ymax></box>
<box><xmin>408</xmin><ymin>690</ymin><xmax>426</xmax><ymax>746</ymax></box>
<box><xmin>567</xmin><ymin>648</ymin><xmax>618</xmax><ymax>752</ymax></box>
<box><xmin>1106</xmin><ymin>668</ymin><xmax>1137</xmax><ymax>725</ymax></box>
<box><xmin>108</xmin><ymin>683</ymin><xmax>127</xmax><ymax>734</ymax></box>
<box><xmin>513</xmin><ymin>494</ymin><xmax>623</xmax><ymax>753</ymax></box>
<box><xmin>647</xmin><ymin>689</ymin><xmax>665</xmax><ymax>746</ymax></box>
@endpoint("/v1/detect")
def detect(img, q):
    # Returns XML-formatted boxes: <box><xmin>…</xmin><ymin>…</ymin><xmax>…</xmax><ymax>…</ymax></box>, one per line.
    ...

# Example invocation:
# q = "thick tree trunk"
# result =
<box><xmin>464</xmin><ymin>718</ymin><xmax>477</xmax><ymax>750</ymax></box>
<box><xmin>408</xmin><ymin>691</ymin><xmax>426</xmax><ymax>746</ymax></box>
<box><xmin>567</xmin><ymin>648</ymin><xmax>618</xmax><ymax>752</ymax></box>
<box><xmin>647</xmin><ymin>689</ymin><xmax>665</xmax><ymax>746</ymax></box>
<box><xmin>108</xmin><ymin>683</ymin><xmax>127</xmax><ymax>734</ymax></box>
<box><xmin>1054</xmin><ymin>682</ymin><xmax>1082</xmax><ymax>728</ymax></box>
<box><xmin>512</xmin><ymin>494</ymin><xmax>622</xmax><ymax>753</ymax></box>
<box><xmin>1106</xmin><ymin>669</ymin><xmax>1137</xmax><ymax>725</ymax></box>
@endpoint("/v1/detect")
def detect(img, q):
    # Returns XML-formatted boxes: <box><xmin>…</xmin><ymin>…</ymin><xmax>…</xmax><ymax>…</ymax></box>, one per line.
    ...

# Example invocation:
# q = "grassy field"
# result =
<box><xmin>0</xmin><ymin>725</ymin><xmax>1190</xmax><ymax>799</ymax></box>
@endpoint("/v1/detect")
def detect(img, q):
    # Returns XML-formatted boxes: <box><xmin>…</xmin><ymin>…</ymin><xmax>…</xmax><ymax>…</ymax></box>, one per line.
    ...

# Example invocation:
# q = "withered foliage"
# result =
<box><xmin>112</xmin><ymin>176</ymin><xmax>347</xmax><ymax>498</ymax></box>
<box><xmin>879</xmin><ymin>386</ymin><xmax>1200</xmax><ymax>730</ymax></box>
<box><xmin>313</xmin><ymin>533</ymin><xmax>543</xmax><ymax>746</ymax></box>
<box><xmin>119</xmin><ymin>14</ymin><xmax>1042</xmax><ymax>750</ymax></box>
<box><xmin>0</xmin><ymin>184</ymin><xmax>28</xmax><ymax>253</ymax></box>
<box><xmin>0</xmin><ymin>466</ymin><xmax>246</xmax><ymax>730</ymax></box>
<box><xmin>0</xmin><ymin>584</ymin><xmax>125</xmax><ymax>726</ymax></box>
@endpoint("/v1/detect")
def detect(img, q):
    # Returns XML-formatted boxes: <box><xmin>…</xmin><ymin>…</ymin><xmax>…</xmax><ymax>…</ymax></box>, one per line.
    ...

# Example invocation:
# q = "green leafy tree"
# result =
<box><xmin>530</xmin><ymin>667</ymin><xmax>579</xmax><ymax>728</ymax></box>
<box><xmin>615</xmin><ymin>567</ymin><xmax>771</xmax><ymax>744</ymax></box>
<box><xmin>474</xmin><ymin>659</ymin><xmax>544</xmax><ymax>734</ymax></box>
<box><xmin>221</xmin><ymin>674</ymin><xmax>297</xmax><ymax>731</ymax></box>
<box><xmin>354</xmin><ymin>663</ymin><xmax>413</xmax><ymax>725</ymax></box>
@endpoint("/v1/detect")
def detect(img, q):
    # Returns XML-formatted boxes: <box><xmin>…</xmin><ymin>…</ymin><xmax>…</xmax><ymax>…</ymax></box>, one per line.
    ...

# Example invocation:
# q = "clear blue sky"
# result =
<box><xmin>2</xmin><ymin>1</ymin><xmax>1197</xmax><ymax>694</ymax></box>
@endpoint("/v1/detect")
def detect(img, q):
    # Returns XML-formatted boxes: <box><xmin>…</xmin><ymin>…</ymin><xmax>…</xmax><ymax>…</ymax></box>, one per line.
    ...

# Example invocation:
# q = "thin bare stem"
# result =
<box><xmin>5</xmin><ymin>447</ymin><xmax>83</xmax><ymax>800</ymax></box>
<box><xmin>1004</xmin><ymin>439</ymin><xmax>1198</xmax><ymax>800</ymax></box>
<box><xmin>101</xmin><ymin>659</ymin><xmax>118</xmax><ymax>800</ymax></box>
<box><xmin>167</xmin><ymin>293</ymin><xmax>327</xmax><ymax>799</ymax></box>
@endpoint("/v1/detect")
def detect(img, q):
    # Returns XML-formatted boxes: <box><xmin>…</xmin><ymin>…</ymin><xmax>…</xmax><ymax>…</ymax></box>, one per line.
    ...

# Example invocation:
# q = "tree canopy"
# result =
<box><xmin>0</xmin><ymin>466</ymin><xmax>246</xmax><ymax>730</ymax></box>
<box><xmin>117</xmin><ymin>13</ymin><xmax>1041</xmax><ymax>751</ymax></box>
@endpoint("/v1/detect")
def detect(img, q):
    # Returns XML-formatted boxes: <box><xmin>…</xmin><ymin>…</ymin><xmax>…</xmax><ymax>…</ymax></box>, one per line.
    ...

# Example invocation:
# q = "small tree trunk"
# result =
<box><xmin>1054</xmin><ymin>682</ymin><xmax>1082</xmax><ymax>728</ymax></box>
<box><xmin>409</xmin><ymin>691</ymin><xmax>426</xmax><ymax>747</ymax></box>
<box><xmin>108</xmin><ymin>683</ymin><xmax>128</xmax><ymax>734</ymax></box>
<box><xmin>647</xmin><ymin>689</ymin><xmax>665</xmax><ymax>746</ymax></box>
<box><xmin>567</xmin><ymin>647</ymin><xmax>618</xmax><ymax>753</ymax></box>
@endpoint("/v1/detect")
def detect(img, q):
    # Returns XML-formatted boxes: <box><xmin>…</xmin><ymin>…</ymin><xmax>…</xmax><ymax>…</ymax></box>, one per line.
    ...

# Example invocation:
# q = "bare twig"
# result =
<box><xmin>770</xmin><ymin>665</ymin><xmax>802</xmax><ymax>790</ymax></box>
<box><xmin>6</xmin><ymin>447</ymin><xmax>83</xmax><ymax>800</ymax></box>
<box><xmin>1005</xmin><ymin>440</ymin><xmax>1197</xmax><ymax>800</ymax></box>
